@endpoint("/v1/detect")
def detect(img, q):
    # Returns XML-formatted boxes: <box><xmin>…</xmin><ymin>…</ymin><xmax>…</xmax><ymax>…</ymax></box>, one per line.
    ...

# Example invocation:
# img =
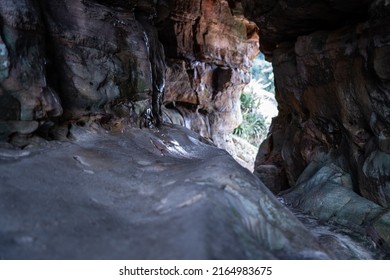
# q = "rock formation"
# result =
<box><xmin>1</xmin><ymin>124</ymin><xmax>384</xmax><ymax>259</ymax></box>
<box><xmin>244</xmin><ymin>0</ymin><xmax>390</xmax><ymax>250</ymax></box>
<box><xmin>0</xmin><ymin>0</ymin><xmax>171</xmax><ymax>140</ymax></box>
<box><xmin>0</xmin><ymin>0</ymin><xmax>63</xmax><ymax>140</ymax></box>
<box><xmin>0</xmin><ymin>0</ymin><xmax>258</xmax><ymax>152</ymax></box>
<box><xmin>160</xmin><ymin>0</ymin><xmax>259</xmax><ymax>155</ymax></box>
<box><xmin>0</xmin><ymin>0</ymin><xmax>389</xmax><ymax>258</ymax></box>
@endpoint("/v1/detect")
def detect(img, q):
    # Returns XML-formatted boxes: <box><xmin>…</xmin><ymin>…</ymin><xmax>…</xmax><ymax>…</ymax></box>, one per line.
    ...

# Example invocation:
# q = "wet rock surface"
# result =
<box><xmin>1</xmin><ymin>125</ymin><xmax>335</xmax><ymax>259</ymax></box>
<box><xmin>0</xmin><ymin>0</ymin><xmax>173</xmax><ymax>137</ymax></box>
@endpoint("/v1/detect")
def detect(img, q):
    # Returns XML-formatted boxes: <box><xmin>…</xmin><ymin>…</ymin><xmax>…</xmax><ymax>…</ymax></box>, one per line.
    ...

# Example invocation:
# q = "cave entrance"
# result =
<box><xmin>231</xmin><ymin>53</ymin><xmax>277</xmax><ymax>169</ymax></box>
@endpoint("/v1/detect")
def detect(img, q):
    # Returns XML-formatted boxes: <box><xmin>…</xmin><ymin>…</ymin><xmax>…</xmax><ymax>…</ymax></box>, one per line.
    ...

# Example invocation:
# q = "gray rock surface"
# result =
<box><xmin>0</xmin><ymin>0</ymin><xmax>63</xmax><ymax>138</ymax></box>
<box><xmin>0</xmin><ymin>125</ymin><xmax>333</xmax><ymax>259</ymax></box>
<box><xmin>282</xmin><ymin>159</ymin><xmax>390</xmax><ymax>253</ymax></box>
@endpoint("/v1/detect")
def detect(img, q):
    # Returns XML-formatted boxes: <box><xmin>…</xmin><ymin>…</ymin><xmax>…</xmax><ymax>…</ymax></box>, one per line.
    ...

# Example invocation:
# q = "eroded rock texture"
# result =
<box><xmin>245</xmin><ymin>0</ymin><xmax>390</xmax><ymax>249</ymax></box>
<box><xmin>0</xmin><ymin>0</ymin><xmax>171</xmax><ymax>140</ymax></box>
<box><xmin>0</xmin><ymin>0</ymin><xmax>257</xmax><ymax>153</ymax></box>
<box><xmin>0</xmin><ymin>124</ymin><xmax>381</xmax><ymax>259</ymax></box>
<box><xmin>0</xmin><ymin>0</ymin><xmax>63</xmax><ymax>140</ymax></box>
<box><xmin>246</xmin><ymin>0</ymin><xmax>390</xmax><ymax>200</ymax></box>
<box><xmin>161</xmin><ymin>0</ymin><xmax>259</xmax><ymax>154</ymax></box>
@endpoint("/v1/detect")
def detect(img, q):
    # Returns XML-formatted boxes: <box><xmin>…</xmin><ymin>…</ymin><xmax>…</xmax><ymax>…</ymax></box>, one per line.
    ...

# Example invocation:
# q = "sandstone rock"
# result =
<box><xmin>161</xmin><ymin>0</ymin><xmax>258</xmax><ymax>152</ymax></box>
<box><xmin>0</xmin><ymin>0</ymin><xmax>388</xmax><ymax>260</ymax></box>
<box><xmin>230</xmin><ymin>135</ymin><xmax>258</xmax><ymax>171</ymax></box>
<box><xmin>254</xmin><ymin>164</ymin><xmax>287</xmax><ymax>194</ymax></box>
<box><xmin>0</xmin><ymin>95</ymin><xmax>20</xmax><ymax>121</ymax></box>
<box><xmin>0</xmin><ymin>125</ymin><xmax>332</xmax><ymax>259</ymax></box>
<box><xmin>291</xmin><ymin>207</ymin><xmax>385</xmax><ymax>259</ymax></box>
<box><xmin>247</xmin><ymin>0</ymin><xmax>390</xmax><ymax>207</ymax></box>
<box><xmin>253</xmin><ymin>127</ymin><xmax>290</xmax><ymax>193</ymax></box>
<box><xmin>362</xmin><ymin>150</ymin><xmax>390</xmax><ymax>206</ymax></box>
<box><xmin>0</xmin><ymin>35</ymin><xmax>10</xmax><ymax>80</ymax></box>
<box><xmin>0</xmin><ymin>0</ymin><xmax>171</xmax><ymax>139</ymax></box>
<box><xmin>0</xmin><ymin>0</ymin><xmax>256</xmax><ymax>153</ymax></box>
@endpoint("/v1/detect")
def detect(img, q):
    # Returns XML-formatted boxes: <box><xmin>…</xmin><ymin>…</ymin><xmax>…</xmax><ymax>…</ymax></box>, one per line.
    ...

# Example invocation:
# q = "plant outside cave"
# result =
<box><xmin>233</xmin><ymin>53</ymin><xmax>277</xmax><ymax>147</ymax></box>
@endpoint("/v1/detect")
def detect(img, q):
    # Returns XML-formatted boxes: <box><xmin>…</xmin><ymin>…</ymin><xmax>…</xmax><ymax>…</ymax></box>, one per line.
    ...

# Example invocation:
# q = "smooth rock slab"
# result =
<box><xmin>0</xmin><ymin>125</ymin><xmax>330</xmax><ymax>259</ymax></box>
<box><xmin>282</xmin><ymin>161</ymin><xmax>390</xmax><ymax>253</ymax></box>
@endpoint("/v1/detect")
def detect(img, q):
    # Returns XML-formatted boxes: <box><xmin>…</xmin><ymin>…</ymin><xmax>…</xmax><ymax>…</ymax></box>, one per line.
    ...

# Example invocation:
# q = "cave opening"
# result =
<box><xmin>231</xmin><ymin>53</ymin><xmax>278</xmax><ymax>170</ymax></box>
<box><xmin>233</xmin><ymin>53</ymin><xmax>277</xmax><ymax>147</ymax></box>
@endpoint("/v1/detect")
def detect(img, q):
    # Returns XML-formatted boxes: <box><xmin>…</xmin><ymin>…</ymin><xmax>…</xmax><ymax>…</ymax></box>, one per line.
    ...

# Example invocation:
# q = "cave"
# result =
<box><xmin>0</xmin><ymin>0</ymin><xmax>389</xmax><ymax>259</ymax></box>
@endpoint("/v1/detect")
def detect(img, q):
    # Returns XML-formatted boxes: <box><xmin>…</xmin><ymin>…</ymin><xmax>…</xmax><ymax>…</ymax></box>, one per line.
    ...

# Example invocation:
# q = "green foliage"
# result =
<box><xmin>233</xmin><ymin>92</ymin><xmax>267</xmax><ymax>146</ymax></box>
<box><xmin>250</xmin><ymin>53</ymin><xmax>275</xmax><ymax>93</ymax></box>
<box><xmin>233</xmin><ymin>53</ymin><xmax>275</xmax><ymax>147</ymax></box>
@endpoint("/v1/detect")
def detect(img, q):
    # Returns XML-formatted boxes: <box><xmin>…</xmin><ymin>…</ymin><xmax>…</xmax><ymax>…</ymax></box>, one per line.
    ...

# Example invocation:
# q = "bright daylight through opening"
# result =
<box><xmin>231</xmin><ymin>53</ymin><xmax>278</xmax><ymax>169</ymax></box>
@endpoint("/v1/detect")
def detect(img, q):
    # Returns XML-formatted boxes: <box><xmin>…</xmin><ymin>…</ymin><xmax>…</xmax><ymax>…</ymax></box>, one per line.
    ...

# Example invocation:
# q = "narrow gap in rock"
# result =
<box><xmin>232</xmin><ymin>53</ymin><xmax>277</xmax><ymax>170</ymax></box>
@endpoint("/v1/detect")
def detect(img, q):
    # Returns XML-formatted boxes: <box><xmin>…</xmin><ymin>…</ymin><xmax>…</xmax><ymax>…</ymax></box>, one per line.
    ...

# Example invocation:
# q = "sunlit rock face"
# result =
<box><xmin>161</xmin><ymin>0</ymin><xmax>259</xmax><ymax>154</ymax></box>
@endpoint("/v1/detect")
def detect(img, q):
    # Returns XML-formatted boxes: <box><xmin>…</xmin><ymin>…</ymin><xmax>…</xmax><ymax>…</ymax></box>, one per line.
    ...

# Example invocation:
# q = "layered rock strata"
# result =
<box><xmin>161</xmin><ymin>0</ymin><xmax>259</xmax><ymax>154</ymax></box>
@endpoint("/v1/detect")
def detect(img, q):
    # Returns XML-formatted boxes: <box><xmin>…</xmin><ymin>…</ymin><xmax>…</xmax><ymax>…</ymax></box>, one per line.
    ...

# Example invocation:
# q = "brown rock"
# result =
<box><xmin>246</xmin><ymin>0</ymin><xmax>390</xmax><ymax>206</ymax></box>
<box><xmin>161</xmin><ymin>0</ymin><xmax>258</xmax><ymax>150</ymax></box>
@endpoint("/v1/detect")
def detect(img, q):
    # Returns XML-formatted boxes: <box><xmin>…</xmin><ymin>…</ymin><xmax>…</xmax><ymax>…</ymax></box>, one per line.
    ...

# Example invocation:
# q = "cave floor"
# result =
<box><xmin>0</xmin><ymin>124</ymin><xmax>383</xmax><ymax>259</ymax></box>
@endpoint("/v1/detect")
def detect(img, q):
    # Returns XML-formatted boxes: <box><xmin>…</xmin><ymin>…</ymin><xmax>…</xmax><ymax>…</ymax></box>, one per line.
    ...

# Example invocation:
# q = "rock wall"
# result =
<box><xmin>0</xmin><ymin>0</ymin><xmax>63</xmax><ymax>140</ymax></box>
<box><xmin>160</xmin><ymin>0</ymin><xmax>259</xmax><ymax>153</ymax></box>
<box><xmin>0</xmin><ymin>0</ymin><xmax>258</xmax><ymax>153</ymax></box>
<box><xmin>0</xmin><ymin>0</ymin><xmax>174</xmax><ymax>140</ymax></box>
<box><xmin>244</xmin><ymin>0</ymin><xmax>390</xmax><ymax>206</ymax></box>
<box><xmin>40</xmin><ymin>0</ymin><xmax>167</xmax><ymax>123</ymax></box>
